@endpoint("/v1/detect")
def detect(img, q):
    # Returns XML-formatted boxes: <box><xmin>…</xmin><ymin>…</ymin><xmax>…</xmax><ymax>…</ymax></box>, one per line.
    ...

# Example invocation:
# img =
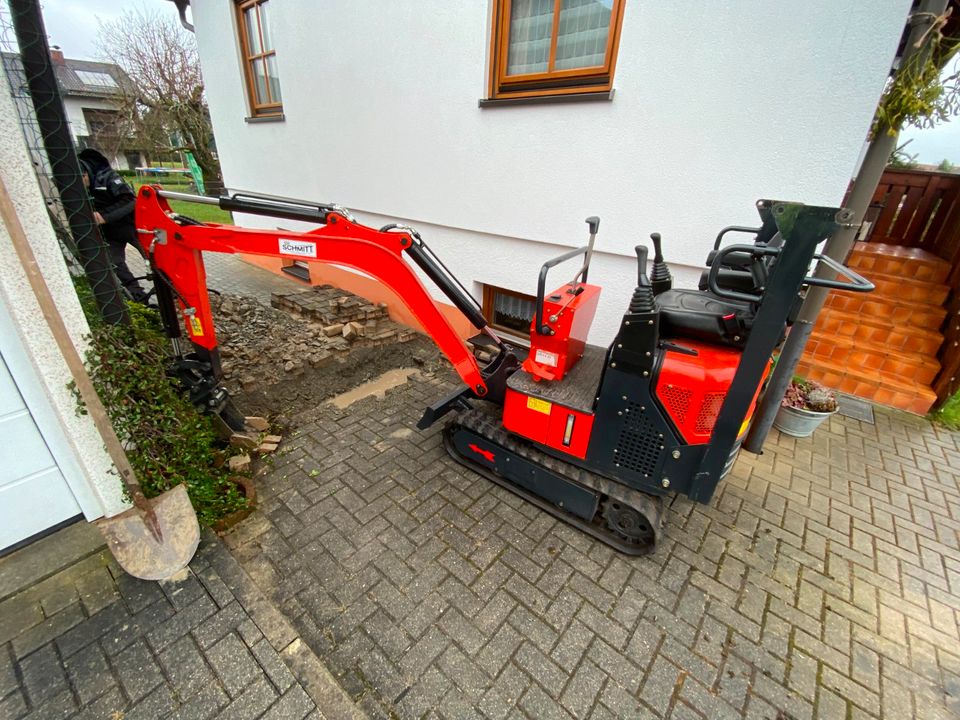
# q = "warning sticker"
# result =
<box><xmin>189</xmin><ymin>316</ymin><xmax>204</xmax><ymax>337</ymax></box>
<box><xmin>526</xmin><ymin>396</ymin><xmax>552</xmax><ymax>415</ymax></box>
<box><xmin>534</xmin><ymin>349</ymin><xmax>559</xmax><ymax>367</ymax></box>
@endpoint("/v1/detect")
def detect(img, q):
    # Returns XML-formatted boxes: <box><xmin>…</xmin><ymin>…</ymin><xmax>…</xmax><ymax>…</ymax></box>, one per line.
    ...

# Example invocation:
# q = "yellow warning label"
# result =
<box><xmin>189</xmin><ymin>316</ymin><xmax>204</xmax><ymax>337</ymax></box>
<box><xmin>526</xmin><ymin>397</ymin><xmax>552</xmax><ymax>415</ymax></box>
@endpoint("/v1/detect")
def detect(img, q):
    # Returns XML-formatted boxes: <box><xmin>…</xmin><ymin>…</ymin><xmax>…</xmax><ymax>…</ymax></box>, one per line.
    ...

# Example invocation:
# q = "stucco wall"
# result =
<box><xmin>190</xmin><ymin>0</ymin><xmax>910</xmax><ymax>343</ymax></box>
<box><xmin>0</xmin><ymin>78</ymin><xmax>128</xmax><ymax>519</ymax></box>
<box><xmin>63</xmin><ymin>95</ymin><xmax>117</xmax><ymax>140</ymax></box>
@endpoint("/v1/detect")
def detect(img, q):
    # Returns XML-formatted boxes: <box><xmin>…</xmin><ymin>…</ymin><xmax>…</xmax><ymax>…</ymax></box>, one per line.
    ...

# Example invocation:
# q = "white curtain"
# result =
<box><xmin>555</xmin><ymin>0</ymin><xmax>612</xmax><ymax>71</ymax></box>
<box><xmin>494</xmin><ymin>293</ymin><xmax>535</xmax><ymax>327</ymax></box>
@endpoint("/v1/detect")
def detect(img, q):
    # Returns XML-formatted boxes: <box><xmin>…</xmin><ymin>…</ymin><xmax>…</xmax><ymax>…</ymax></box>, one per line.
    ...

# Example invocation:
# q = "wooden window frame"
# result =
<box><xmin>483</xmin><ymin>284</ymin><xmax>536</xmax><ymax>343</ymax></box>
<box><xmin>488</xmin><ymin>0</ymin><xmax>626</xmax><ymax>101</ymax></box>
<box><xmin>236</xmin><ymin>0</ymin><xmax>283</xmax><ymax>118</ymax></box>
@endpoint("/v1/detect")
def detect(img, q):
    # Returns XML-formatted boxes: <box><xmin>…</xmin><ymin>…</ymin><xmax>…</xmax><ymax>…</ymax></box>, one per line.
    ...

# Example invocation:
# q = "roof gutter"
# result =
<box><xmin>168</xmin><ymin>0</ymin><xmax>194</xmax><ymax>33</ymax></box>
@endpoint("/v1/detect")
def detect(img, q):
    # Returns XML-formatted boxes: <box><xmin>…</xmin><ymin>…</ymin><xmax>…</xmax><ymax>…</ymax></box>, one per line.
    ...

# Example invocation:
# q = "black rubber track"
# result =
<box><xmin>444</xmin><ymin>409</ymin><xmax>663</xmax><ymax>556</ymax></box>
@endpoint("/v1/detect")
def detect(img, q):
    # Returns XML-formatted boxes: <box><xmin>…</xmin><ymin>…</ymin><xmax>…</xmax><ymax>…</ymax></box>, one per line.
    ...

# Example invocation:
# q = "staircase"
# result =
<box><xmin>797</xmin><ymin>242</ymin><xmax>950</xmax><ymax>415</ymax></box>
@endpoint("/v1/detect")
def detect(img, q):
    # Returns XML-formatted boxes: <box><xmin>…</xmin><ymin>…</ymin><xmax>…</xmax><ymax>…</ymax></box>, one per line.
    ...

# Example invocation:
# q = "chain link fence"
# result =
<box><xmin>2</xmin><ymin>0</ymin><xmax>129</xmax><ymax>325</ymax></box>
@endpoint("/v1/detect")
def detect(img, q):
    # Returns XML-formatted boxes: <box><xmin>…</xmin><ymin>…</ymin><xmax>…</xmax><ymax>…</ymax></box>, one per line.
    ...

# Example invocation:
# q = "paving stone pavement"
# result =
<box><xmin>126</xmin><ymin>248</ymin><xmax>300</xmax><ymax>304</ymax></box>
<box><xmin>224</xmin><ymin>369</ymin><xmax>960</xmax><ymax>720</ymax></box>
<box><xmin>0</xmin><ymin>522</ymin><xmax>364</xmax><ymax>720</ymax></box>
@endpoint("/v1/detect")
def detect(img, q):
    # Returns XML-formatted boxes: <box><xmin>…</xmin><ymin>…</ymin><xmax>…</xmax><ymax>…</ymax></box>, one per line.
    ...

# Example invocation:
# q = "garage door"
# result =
<box><xmin>0</xmin><ymin>350</ymin><xmax>82</xmax><ymax>551</ymax></box>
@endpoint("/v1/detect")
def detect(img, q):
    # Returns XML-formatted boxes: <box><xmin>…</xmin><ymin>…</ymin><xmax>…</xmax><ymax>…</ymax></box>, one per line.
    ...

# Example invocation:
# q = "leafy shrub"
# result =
<box><xmin>77</xmin><ymin>301</ymin><xmax>248</xmax><ymax>525</ymax></box>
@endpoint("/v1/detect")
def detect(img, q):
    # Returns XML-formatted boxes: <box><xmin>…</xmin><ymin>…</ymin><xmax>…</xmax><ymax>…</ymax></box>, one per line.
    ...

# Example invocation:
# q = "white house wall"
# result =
<box><xmin>191</xmin><ymin>0</ymin><xmax>910</xmax><ymax>343</ymax></box>
<box><xmin>0</xmin><ymin>75</ymin><xmax>128</xmax><ymax>520</ymax></box>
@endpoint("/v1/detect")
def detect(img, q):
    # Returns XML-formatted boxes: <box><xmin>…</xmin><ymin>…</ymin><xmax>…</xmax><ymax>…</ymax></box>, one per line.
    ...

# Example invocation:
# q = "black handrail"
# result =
<box><xmin>534</xmin><ymin>246</ymin><xmax>589</xmax><ymax>335</ymax></box>
<box><xmin>706</xmin><ymin>244</ymin><xmax>875</xmax><ymax>304</ymax></box>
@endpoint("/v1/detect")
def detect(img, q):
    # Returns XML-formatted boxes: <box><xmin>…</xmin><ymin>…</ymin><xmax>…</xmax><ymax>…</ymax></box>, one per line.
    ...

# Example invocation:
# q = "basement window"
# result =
<box><xmin>483</xmin><ymin>284</ymin><xmax>536</xmax><ymax>341</ymax></box>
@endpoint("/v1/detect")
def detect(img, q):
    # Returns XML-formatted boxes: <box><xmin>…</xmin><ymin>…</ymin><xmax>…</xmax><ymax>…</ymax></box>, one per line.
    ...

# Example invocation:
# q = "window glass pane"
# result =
<box><xmin>506</xmin><ymin>0</ymin><xmax>554</xmax><ymax>76</ymax></box>
<box><xmin>251</xmin><ymin>57</ymin><xmax>268</xmax><ymax>105</ymax></box>
<box><xmin>75</xmin><ymin>70</ymin><xmax>118</xmax><ymax>88</ymax></box>
<box><xmin>555</xmin><ymin>0</ymin><xmax>612</xmax><ymax>71</ymax></box>
<box><xmin>265</xmin><ymin>55</ymin><xmax>282</xmax><ymax>104</ymax></box>
<box><xmin>259</xmin><ymin>1</ymin><xmax>274</xmax><ymax>52</ymax></box>
<box><xmin>244</xmin><ymin>6</ymin><xmax>262</xmax><ymax>55</ymax></box>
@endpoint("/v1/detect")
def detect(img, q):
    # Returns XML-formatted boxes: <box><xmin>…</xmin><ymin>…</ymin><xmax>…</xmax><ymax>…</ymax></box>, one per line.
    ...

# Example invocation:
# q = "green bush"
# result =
<box><xmin>77</xmin><ymin>301</ymin><xmax>249</xmax><ymax>525</ymax></box>
<box><xmin>932</xmin><ymin>391</ymin><xmax>960</xmax><ymax>430</ymax></box>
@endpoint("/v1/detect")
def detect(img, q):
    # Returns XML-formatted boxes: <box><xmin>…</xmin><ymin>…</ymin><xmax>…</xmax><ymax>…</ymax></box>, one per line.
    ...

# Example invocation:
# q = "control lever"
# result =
<box><xmin>649</xmin><ymin>232</ymin><xmax>672</xmax><ymax>295</ymax></box>
<box><xmin>630</xmin><ymin>244</ymin><xmax>655</xmax><ymax>313</ymax></box>
<box><xmin>574</xmin><ymin>215</ymin><xmax>601</xmax><ymax>285</ymax></box>
<box><xmin>635</xmin><ymin>245</ymin><xmax>650</xmax><ymax>286</ymax></box>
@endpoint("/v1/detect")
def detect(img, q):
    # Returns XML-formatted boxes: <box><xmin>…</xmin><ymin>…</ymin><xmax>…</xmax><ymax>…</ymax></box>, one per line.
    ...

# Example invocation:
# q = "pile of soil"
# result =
<box><xmin>209</xmin><ymin>292</ymin><xmax>442</xmax><ymax>426</ymax></box>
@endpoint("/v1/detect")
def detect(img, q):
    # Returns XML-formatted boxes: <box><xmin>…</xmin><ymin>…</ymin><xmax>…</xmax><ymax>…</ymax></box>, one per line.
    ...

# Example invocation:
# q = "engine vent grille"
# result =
<box><xmin>659</xmin><ymin>384</ymin><xmax>693</xmax><ymax>425</ymax></box>
<box><xmin>614</xmin><ymin>402</ymin><xmax>662</xmax><ymax>477</ymax></box>
<box><xmin>695</xmin><ymin>392</ymin><xmax>726</xmax><ymax>435</ymax></box>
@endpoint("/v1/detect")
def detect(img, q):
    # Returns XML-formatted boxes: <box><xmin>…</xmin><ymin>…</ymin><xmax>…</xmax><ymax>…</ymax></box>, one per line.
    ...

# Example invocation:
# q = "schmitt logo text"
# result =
<box><xmin>278</xmin><ymin>238</ymin><xmax>317</xmax><ymax>258</ymax></box>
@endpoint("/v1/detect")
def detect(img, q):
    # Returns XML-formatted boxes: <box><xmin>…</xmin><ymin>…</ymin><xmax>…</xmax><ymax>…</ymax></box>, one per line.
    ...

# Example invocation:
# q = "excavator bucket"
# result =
<box><xmin>96</xmin><ymin>484</ymin><xmax>200</xmax><ymax>581</ymax></box>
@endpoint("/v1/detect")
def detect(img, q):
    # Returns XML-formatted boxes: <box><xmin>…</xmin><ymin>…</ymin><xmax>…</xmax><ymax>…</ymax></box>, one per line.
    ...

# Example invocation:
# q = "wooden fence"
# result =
<box><xmin>862</xmin><ymin>168</ymin><xmax>960</xmax><ymax>404</ymax></box>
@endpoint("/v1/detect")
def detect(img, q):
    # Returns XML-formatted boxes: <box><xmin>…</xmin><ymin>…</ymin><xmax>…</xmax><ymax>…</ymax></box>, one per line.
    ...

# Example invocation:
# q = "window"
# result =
<box><xmin>488</xmin><ymin>0</ymin><xmax>625</xmax><ymax>101</ymax></box>
<box><xmin>83</xmin><ymin>109</ymin><xmax>121</xmax><ymax>142</ymax></box>
<box><xmin>483</xmin><ymin>285</ymin><xmax>537</xmax><ymax>340</ymax></box>
<box><xmin>75</xmin><ymin>70</ymin><xmax>117</xmax><ymax>88</ymax></box>
<box><xmin>236</xmin><ymin>0</ymin><xmax>282</xmax><ymax>117</ymax></box>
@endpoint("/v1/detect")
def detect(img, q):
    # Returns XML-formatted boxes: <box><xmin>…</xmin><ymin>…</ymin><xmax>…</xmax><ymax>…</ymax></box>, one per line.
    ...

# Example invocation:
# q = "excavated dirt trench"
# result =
<box><xmin>209</xmin><ymin>287</ymin><xmax>446</xmax><ymax>428</ymax></box>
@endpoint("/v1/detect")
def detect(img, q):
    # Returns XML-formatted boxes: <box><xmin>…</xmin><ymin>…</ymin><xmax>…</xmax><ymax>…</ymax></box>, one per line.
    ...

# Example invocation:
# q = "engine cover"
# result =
<box><xmin>655</xmin><ymin>339</ymin><xmax>769</xmax><ymax>444</ymax></box>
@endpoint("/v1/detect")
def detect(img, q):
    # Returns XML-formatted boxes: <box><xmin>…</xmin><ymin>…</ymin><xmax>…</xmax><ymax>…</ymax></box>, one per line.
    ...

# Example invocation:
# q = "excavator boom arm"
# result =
<box><xmin>134</xmin><ymin>186</ymin><xmax>493</xmax><ymax>397</ymax></box>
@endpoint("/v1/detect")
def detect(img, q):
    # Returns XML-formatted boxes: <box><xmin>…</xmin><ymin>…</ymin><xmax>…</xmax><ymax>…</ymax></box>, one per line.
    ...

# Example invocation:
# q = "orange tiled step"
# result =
<box><xmin>813</xmin><ymin>308</ymin><xmax>943</xmax><ymax>356</ymax></box>
<box><xmin>855</xmin><ymin>270</ymin><xmax>950</xmax><ymax>306</ymax></box>
<box><xmin>848</xmin><ymin>242</ymin><xmax>950</xmax><ymax>285</ymax></box>
<box><xmin>824</xmin><ymin>291</ymin><xmax>947</xmax><ymax>330</ymax></box>
<box><xmin>795</xmin><ymin>357</ymin><xmax>937</xmax><ymax>415</ymax></box>
<box><xmin>806</xmin><ymin>331</ymin><xmax>940</xmax><ymax>385</ymax></box>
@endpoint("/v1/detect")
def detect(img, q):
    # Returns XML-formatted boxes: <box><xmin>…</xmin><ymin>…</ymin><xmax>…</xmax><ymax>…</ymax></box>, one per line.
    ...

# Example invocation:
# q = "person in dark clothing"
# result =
<box><xmin>78</xmin><ymin>148</ymin><xmax>149</xmax><ymax>304</ymax></box>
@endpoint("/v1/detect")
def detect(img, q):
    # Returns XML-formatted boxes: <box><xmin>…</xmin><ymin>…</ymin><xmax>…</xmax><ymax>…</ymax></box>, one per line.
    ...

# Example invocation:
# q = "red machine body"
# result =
<box><xmin>503</xmin><ymin>388</ymin><xmax>595</xmax><ymax>459</ymax></box>
<box><xmin>505</xmin><ymin>337</ymin><xmax>770</xmax><ymax>461</ymax></box>
<box><xmin>522</xmin><ymin>283</ymin><xmax>601</xmax><ymax>382</ymax></box>
<box><xmin>654</xmin><ymin>340</ymin><xmax>771</xmax><ymax>445</ymax></box>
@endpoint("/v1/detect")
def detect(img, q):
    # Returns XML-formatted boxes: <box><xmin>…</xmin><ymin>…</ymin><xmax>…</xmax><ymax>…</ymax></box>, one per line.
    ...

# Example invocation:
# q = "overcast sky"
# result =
<box><xmin>37</xmin><ymin>0</ymin><xmax>960</xmax><ymax>165</ymax></box>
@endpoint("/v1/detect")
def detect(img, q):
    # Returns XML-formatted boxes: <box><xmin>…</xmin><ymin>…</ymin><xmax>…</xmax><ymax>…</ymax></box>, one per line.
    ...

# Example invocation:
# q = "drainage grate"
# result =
<box><xmin>837</xmin><ymin>393</ymin><xmax>875</xmax><ymax>424</ymax></box>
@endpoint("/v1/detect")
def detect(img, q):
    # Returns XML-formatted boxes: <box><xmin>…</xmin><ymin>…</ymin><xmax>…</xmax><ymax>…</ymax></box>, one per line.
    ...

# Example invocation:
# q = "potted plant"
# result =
<box><xmin>773</xmin><ymin>378</ymin><xmax>839</xmax><ymax>437</ymax></box>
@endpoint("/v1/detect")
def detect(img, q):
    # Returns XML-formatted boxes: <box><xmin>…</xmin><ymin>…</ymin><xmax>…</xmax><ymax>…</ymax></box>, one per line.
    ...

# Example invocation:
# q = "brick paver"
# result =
<box><xmin>226</xmin><ymin>369</ymin><xmax>960</xmax><ymax>720</ymax></box>
<box><xmin>127</xmin><ymin>248</ymin><xmax>299</xmax><ymax>303</ymax></box>
<box><xmin>0</xmin><ymin>526</ymin><xmax>365</xmax><ymax>720</ymax></box>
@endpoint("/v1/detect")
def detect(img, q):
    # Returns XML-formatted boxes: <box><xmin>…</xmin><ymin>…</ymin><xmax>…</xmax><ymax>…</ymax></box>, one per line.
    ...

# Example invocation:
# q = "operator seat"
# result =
<box><xmin>656</xmin><ymin>289</ymin><xmax>755</xmax><ymax>348</ymax></box>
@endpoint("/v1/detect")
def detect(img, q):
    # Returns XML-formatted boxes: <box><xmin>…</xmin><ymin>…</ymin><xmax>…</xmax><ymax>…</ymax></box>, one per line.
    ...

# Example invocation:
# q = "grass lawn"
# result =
<box><xmin>132</xmin><ymin>178</ymin><xmax>232</xmax><ymax>225</ymax></box>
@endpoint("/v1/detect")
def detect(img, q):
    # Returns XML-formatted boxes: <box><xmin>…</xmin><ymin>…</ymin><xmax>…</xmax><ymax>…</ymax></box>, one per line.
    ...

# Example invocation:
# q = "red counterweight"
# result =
<box><xmin>655</xmin><ymin>339</ymin><xmax>772</xmax><ymax>444</ymax></box>
<box><xmin>522</xmin><ymin>283</ymin><xmax>601</xmax><ymax>382</ymax></box>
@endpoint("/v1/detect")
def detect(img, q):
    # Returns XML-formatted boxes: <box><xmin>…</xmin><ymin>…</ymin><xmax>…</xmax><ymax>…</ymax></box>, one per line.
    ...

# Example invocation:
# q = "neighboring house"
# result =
<box><xmin>0</xmin><ymin>71</ymin><xmax>128</xmax><ymax>553</ymax></box>
<box><xmin>185</xmin><ymin>1</ymin><xmax>912</xmax><ymax>345</ymax></box>
<box><xmin>2</xmin><ymin>47</ymin><xmax>145</xmax><ymax>171</ymax></box>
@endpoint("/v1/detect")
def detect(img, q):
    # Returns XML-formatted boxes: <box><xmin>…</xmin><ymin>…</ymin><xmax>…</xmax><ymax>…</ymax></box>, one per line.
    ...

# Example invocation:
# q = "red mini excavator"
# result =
<box><xmin>134</xmin><ymin>188</ymin><xmax>872</xmax><ymax>554</ymax></box>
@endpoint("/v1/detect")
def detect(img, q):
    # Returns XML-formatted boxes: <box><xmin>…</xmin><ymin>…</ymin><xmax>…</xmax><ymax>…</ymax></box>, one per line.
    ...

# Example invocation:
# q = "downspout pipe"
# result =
<box><xmin>168</xmin><ymin>0</ymin><xmax>194</xmax><ymax>33</ymax></box>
